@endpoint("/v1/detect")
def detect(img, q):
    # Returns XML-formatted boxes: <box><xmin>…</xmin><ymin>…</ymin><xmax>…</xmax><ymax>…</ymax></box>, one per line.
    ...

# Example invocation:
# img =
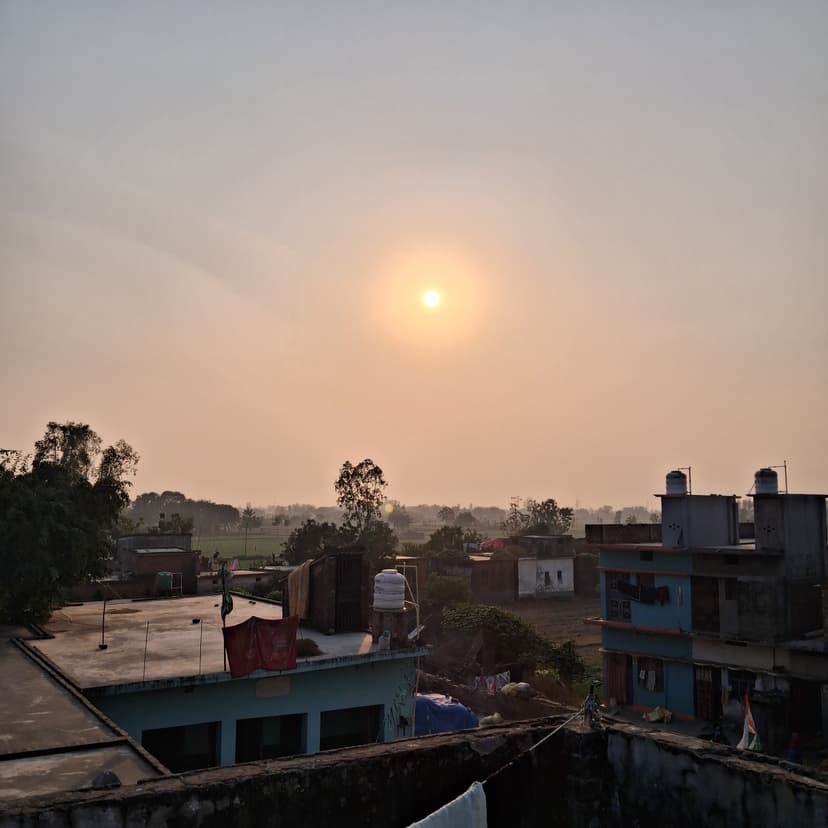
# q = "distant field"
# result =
<box><xmin>193</xmin><ymin>534</ymin><xmax>286</xmax><ymax>564</ymax></box>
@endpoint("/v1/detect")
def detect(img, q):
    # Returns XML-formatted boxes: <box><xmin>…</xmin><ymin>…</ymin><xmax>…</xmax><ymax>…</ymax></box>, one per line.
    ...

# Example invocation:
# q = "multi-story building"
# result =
<box><xmin>588</xmin><ymin>469</ymin><xmax>827</xmax><ymax>752</ymax></box>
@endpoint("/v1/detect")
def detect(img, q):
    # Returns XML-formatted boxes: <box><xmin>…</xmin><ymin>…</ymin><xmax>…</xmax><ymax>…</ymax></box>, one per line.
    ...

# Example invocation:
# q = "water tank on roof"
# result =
<box><xmin>373</xmin><ymin>569</ymin><xmax>406</xmax><ymax>611</ymax></box>
<box><xmin>666</xmin><ymin>470</ymin><xmax>688</xmax><ymax>496</ymax></box>
<box><xmin>754</xmin><ymin>468</ymin><xmax>779</xmax><ymax>495</ymax></box>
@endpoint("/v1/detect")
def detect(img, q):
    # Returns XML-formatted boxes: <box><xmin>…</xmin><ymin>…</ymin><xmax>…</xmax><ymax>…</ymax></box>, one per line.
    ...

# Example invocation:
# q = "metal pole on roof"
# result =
<box><xmin>142</xmin><ymin>621</ymin><xmax>150</xmax><ymax>682</ymax></box>
<box><xmin>99</xmin><ymin>599</ymin><xmax>108</xmax><ymax>650</ymax></box>
<box><xmin>198</xmin><ymin>618</ymin><xmax>204</xmax><ymax>675</ymax></box>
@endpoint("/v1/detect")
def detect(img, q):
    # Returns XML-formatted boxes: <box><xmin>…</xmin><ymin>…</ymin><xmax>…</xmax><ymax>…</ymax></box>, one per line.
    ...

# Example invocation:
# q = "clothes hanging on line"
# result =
<box><xmin>407</xmin><ymin>781</ymin><xmax>487</xmax><ymax>828</ymax></box>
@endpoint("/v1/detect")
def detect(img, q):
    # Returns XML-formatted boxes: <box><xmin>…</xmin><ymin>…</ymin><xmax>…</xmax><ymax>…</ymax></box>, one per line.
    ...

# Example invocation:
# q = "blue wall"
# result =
<box><xmin>602</xmin><ymin>628</ymin><xmax>692</xmax><ymax>660</ymax></box>
<box><xmin>631</xmin><ymin>659</ymin><xmax>694</xmax><ymax>717</ymax></box>
<box><xmin>600</xmin><ymin>550</ymin><xmax>692</xmax><ymax>631</ymax></box>
<box><xmin>93</xmin><ymin>658</ymin><xmax>416</xmax><ymax>766</ymax></box>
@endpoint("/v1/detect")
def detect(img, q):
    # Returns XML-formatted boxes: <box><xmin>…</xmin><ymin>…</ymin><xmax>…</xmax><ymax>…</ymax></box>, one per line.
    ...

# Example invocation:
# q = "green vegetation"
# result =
<box><xmin>442</xmin><ymin>604</ymin><xmax>586</xmax><ymax>684</ymax></box>
<box><xmin>0</xmin><ymin>422</ymin><xmax>138</xmax><ymax>623</ymax></box>
<box><xmin>419</xmin><ymin>525</ymin><xmax>484</xmax><ymax>558</ymax></box>
<box><xmin>423</xmin><ymin>574</ymin><xmax>470</xmax><ymax>606</ymax></box>
<box><xmin>196</xmin><ymin>535</ymin><xmax>285</xmax><ymax>564</ymax></box>
<box><xmin>502</xmin><ymin>497</ymin><xmax>574</xmax><ymax>536</ymax></box>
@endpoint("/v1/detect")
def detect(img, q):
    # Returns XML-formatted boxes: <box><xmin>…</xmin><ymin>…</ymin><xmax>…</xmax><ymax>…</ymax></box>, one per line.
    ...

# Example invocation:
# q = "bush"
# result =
<box><xmin>423</xmin><ymin>574</ymin><xmax>470</xmax><ymax>606</ymax></box>
<box><xmin>442</xmin><ymin>603</ymin><xmax>587</xmax><ymax>684</ymax></box>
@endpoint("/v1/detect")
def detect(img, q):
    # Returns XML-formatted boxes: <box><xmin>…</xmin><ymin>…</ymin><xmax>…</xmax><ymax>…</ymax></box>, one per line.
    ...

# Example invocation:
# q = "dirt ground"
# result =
<box><xmin>507</xmin><ymin>594</ymin><xmax>602</xmax><ymax>671</ymax></box>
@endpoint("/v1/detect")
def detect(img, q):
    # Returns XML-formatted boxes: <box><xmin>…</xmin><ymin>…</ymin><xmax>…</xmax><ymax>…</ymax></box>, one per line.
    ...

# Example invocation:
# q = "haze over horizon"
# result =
<box><xmin>2</xmin><ymin>4</ymin><xmax>826</xmax><ymax>511</ymax></box>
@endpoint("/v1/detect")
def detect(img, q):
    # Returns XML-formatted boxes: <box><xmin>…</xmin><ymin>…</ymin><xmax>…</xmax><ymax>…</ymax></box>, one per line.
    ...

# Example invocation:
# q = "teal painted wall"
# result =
<box><xmin>631</xmin><ymin>658</ymin><xmax>694</xmax><ymax>717</ymax></box>
<box><xmin>602</xmin><ymin>628</ymin><xmax>692</xmax><ymax>660</ymax></box>
<box><xmin>600</xmin><ymin>550</ymin><xmax>692</xmax><ymax>631</ymax></box>
<box><xmin>93</xmin><ymin>658</ymin><xmax>416</xmax><ymax>766</ymax></box>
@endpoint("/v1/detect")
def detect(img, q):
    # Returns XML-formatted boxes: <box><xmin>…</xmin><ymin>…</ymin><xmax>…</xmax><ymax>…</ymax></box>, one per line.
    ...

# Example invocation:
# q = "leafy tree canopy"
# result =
<box><xmin>421</xmin><ymin>525</ymin><xmax>484</xmax><ymax>559</ymax></box>
<box><xmin>334</xmin><ymin>459</ymin><xmax>396</xmax><ymax>559</ymax></box>
<box><xmin>127</xmin><ymin>491</ymin><xmax>239</xmax><ymax>535</ymax></box>
<box><xmin>335</xmin><ymin>459</ymin><xmax>387</xmax><ymax>536</ymax></box>
<box><xmin>0</xmin><ymin>422</ymin><xmax>139</xmax><ymax>623</ymax></box>
<box><xmin>437</xmin><ymin>506</ymin><xmax>456</xmax><ymax>525</ymax></box>
<box><xmin>502</xmin><ymin>497</ymin><xmax>573</xmax><ymax>536</ymax></box>
<box><xmin>283</xmin><ymin>519</ymin><xmax>342</xmax><ymax>565</ymax></box>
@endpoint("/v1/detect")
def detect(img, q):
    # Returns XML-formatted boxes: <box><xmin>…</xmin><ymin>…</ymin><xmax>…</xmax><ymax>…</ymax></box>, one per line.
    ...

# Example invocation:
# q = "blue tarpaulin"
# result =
<box><xmin>415</xmin><ymin>693</ymin><xmax>479</xmax><ymax>736</ymax></box>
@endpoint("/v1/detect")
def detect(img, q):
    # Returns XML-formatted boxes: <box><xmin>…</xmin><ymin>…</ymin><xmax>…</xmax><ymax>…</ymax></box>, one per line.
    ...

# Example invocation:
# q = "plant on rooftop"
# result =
<box><xmin>0</xmin><ymin>422</ymin><xmax>139</xmax><ymax>624</ymax></box>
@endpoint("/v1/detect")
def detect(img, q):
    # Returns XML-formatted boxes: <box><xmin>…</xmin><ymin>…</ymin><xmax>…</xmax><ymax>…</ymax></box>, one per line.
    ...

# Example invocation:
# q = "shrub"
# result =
<box><xmin>423</xmin><ymin>574</ymin><xmax>470</xmax><ymax>606</ymax></box>
<box><xmin>442</xmin><ymin>603</ymin><xmax>586</xmax><ymax>684</ymax></box>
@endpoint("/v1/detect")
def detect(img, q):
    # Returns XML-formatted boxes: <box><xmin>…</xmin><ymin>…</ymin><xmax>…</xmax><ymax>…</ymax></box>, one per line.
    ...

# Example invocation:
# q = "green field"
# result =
<box><xmin>193</xmin><ymin>534</ymin><xmax>286</xmax><ymax>565</ymax></box>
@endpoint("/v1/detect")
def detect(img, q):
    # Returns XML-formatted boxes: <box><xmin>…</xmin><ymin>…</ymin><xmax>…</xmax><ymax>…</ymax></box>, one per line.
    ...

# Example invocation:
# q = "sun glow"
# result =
<box><xmin>423</xmin><ymin>289</ymin><xmax>441</xmax><ymax>307</ymax></box>
<box><xmin>369</xmin><ymin>245</ymin><xmax>489</xmax><ymax>349</ymax></box>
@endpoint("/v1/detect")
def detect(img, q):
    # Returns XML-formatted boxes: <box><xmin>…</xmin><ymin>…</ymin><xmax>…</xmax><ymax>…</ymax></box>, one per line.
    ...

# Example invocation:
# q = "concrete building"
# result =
<box><xmin>0</xmin><ymin>629</ymin><xmax>166</xmax><ymax>801</ymax></box>
<box><xmin>588</xmin><ymin>469</ymin><xmax>828</xmax><ymax>752</ymax></box>
<box><xmin>516</xmin><ymin>535</ymin><xmax>575</xmax><ymax>598</ymax></box>
<box><xmin>28</xmin><ymin>596</ymin><xmax>428</xmax><ymax>772</ymax></box>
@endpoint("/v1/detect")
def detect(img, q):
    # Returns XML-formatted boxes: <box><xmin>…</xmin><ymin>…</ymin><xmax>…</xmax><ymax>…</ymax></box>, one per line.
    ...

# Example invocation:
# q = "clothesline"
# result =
<box><xmin>481</xmin><ymin>704</ymin><xmax>587</xmax><ymax>790</ymax></box>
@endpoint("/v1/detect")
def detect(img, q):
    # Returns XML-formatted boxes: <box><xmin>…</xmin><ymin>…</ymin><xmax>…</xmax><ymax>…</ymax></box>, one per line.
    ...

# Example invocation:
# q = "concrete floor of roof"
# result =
<box><xmin>36</xmin><ymin>595</ymin><xmax>375</xmax><ymax>689</ymax></box>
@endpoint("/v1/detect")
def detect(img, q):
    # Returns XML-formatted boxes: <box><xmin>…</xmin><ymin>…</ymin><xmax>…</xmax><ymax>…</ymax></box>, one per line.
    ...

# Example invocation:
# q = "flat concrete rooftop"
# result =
<box><xmin>35</xmin><ymin>596</ymin><xmax>419</xmax><ymax>691</ymax></box>
<box><xmin>0</xmin><ymin>635</ymin><xmax>162</xmax><ymax>800</ymax></box>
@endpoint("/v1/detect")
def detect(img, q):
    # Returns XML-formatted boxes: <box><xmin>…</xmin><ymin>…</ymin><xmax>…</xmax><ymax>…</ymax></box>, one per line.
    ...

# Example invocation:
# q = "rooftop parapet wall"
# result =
<box><xmin>2</xmin><ymin>718</ymin><xmax>827</xmax><ymax>827</ymax></box>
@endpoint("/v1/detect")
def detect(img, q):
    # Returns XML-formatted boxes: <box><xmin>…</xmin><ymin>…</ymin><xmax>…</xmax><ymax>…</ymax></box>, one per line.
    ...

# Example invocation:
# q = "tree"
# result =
<box><xmin>335</xmin><ymin>458</ymin><xmax>387</xmax><ymax>538</ymax></box>
<box><xmin>387</xmin><ymin>505</ymin><xmax>412</xmax><ymax>532</ymax></box>
<box><xmin>240</xmin><ymin>503</ymin><xmax>262</xmax><ymax>558</ymax></box>
<box><xmin>455</xmin><ymin>510</ymin><xmax>476</xmax><ymax>528</ymax></box>
<box><xmin>437</xmin><ymin>506</ymin><xmax>456</xmax><ymax>525</ymax></box>
<box><xmin>0</xmin><ymin>422</ymin><xmax>139</xmax><ymax>623</ymax></box>
<box><xmin>283</xmin><ymin>519</ymin><xmax>341</xmax><ymax>565</ymax></box>
<box><xmin>501</xmin><ymin>497</ymin><xmax>573</xmax><ymax>536</ymax></box>
<box><xmin>421</xmin><ymin>526</ymin><xmax>484</xmax><ymax>559</ymax></box>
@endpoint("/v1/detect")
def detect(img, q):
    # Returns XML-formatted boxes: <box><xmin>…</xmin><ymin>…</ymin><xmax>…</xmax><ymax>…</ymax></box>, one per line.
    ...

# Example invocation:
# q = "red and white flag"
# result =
<box><xmin>736</xmin><ymin>693</ymin><xmax>757</xmax><ymax>750</ymax></box>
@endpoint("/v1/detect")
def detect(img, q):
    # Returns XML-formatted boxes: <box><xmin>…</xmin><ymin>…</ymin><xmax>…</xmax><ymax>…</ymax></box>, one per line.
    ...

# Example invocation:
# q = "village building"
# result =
<box><xmin>587</xmin><ymin>469</ymin><xmax>828</xmax><ymax>754</ymax></box>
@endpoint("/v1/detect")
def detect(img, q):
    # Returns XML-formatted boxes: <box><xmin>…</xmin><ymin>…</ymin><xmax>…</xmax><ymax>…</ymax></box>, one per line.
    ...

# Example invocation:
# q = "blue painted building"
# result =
<box><xmin>589</xmin><ymin>469</ymin><xmax>742</xmax><ymax>720</ymax></box>
<box><xmin>593</xmin><ymin>545</ymin><xmax>695</xmax><ymax>717</ymax></box>
<box><xmin>34</xmin><ymin>595</ymin><xmax>428</xmax><ymax>772</ymax></box>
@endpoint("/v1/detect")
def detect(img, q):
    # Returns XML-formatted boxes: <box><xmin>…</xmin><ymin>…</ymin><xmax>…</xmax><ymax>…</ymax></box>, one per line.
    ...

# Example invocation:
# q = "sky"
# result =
<box><xmin>1</xmin><ymin>3</ymin><xmax>826</xmax><ymax>511</ymax></box>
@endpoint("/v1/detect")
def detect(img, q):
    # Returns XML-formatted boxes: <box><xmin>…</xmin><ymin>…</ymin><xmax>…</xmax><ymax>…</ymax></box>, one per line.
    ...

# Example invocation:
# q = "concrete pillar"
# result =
<box><xmin>305</xmin><ymin>711</ymin><xmax>320</xmax><ymax>753</ymax></box>
<box><xmin>219</xmin><ymin>718</ymin><xmax>236</xmax><ymax>766</ymax></box>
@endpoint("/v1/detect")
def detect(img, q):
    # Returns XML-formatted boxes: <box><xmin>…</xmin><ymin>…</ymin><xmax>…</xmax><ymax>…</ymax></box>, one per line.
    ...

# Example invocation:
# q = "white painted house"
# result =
<box><xmin>515</xmin><ymin>535</ymin><xmax>576</xmax><ymax>598</ymax></box>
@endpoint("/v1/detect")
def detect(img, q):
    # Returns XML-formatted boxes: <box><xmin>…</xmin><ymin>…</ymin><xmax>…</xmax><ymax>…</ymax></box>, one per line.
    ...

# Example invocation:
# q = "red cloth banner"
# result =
<box><xmin>222</xmin><ymin>615</ymin><xmax>298</xmax><ymax>678</ymax></box>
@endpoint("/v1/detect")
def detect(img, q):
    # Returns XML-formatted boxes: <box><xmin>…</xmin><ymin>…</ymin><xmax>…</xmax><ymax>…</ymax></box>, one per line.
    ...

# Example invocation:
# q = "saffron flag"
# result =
<box><xmin>222</xmin><ymin>615</ymin><xmax>298</xmax><ymax>678</ymax></box>
<box><xmin>736</xmin><ymin>693</ymin><xmax>757</xmax><ymax>750</ymax></box>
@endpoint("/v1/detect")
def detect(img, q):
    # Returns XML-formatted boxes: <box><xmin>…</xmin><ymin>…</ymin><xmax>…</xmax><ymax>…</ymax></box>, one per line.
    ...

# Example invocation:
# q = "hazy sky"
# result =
<box><xmin>2</xmin><ymin>3</ymin><xmax>826</xmax><ymax>510</ymax></box>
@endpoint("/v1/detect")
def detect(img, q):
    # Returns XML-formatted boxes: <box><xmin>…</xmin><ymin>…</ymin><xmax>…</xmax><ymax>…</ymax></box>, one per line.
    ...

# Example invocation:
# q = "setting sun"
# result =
<box><xmin>423</xmin><ymin>289</ymin><xmax>441</xmax><ymax>307</ymax></box>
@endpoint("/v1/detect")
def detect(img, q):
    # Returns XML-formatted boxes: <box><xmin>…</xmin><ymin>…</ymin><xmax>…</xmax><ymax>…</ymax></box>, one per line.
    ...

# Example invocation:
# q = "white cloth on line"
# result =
<box><xmin>407</xmin><ymin>781</ymin><xmax>487</xmax><ymax>828</ymax></box>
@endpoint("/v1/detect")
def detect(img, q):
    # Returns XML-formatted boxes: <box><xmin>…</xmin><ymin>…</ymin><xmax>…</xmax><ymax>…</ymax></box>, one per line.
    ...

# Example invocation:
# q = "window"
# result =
<box><xmin>724</xmin><ymin>578</ymin><xmax>738</xmax><ymax>601</ymax></box>
<box><xmin>544</xmin><ymin>571</ymin><xmax>551</xmax><ymax>587</ymax></box>
<box><xmin>235</xmin><ymin>714</ymin><xmax>305</xmax><ymax>763</ymax></box>
<box><xmin>606</xmin><ymin>571</ymin><xmax>631</xmax><ymax>621</ymax></box>
<box><xmin>637</xmin><ymin>658</ymin><xmax>664</xmax><ymax>693</ymax></box>
<box><xmin>319</xmin><ymin>705</ymin><xmax>382</xmax><ymax>751</ymax></box>
<box><xmin>639</xmin><ymin>550</ymin><xmax>654</xmax><ymax>562</ymax></box>
<box><xmin>556</xmin><ymin>570</ymin><xmax>563</xmax><ymax>584</ymax></box>
<box><xmin>637</xmin><ymin>573</ymin><xmax>655</xmax><ymax>590</ymax></box>
<box><xmin>142</xmin><ymin>722</ymin><xmax>219</xmax><ymax>772</ymax></box>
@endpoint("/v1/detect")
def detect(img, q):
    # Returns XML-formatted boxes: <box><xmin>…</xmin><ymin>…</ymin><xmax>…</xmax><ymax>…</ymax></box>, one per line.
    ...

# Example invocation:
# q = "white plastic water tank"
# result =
<box><xmin>666</xmin><ymin>470</ymin><xmax>688</xmax><ymax>496</ymax></box>
<box><xmin>754</xmin><ymin>468</ymin><xmax>779</xmax><ymax>495</ymax></box>
<box><xmin>373</xmin><ymin>569</ymin><xmax>406</xmax><ymax>611</ymax></box>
